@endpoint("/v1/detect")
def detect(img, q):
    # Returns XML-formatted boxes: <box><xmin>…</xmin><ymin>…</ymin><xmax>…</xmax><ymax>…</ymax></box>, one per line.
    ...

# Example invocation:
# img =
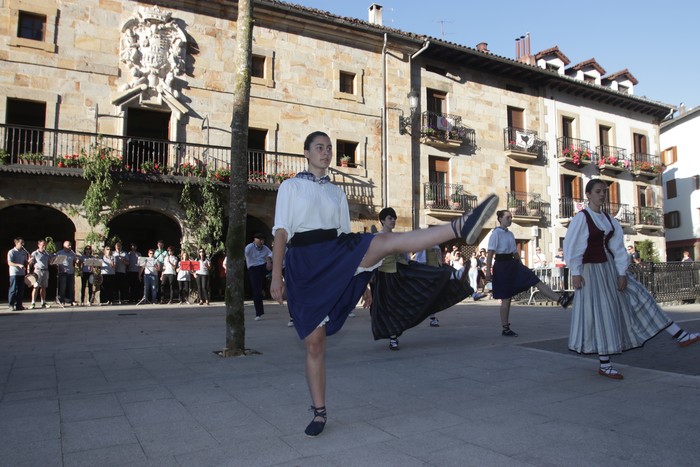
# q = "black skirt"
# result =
<box><xmin>370</xmin><ymin>262</ymin><xmax>473</xmax><ymax>339</ymax></box>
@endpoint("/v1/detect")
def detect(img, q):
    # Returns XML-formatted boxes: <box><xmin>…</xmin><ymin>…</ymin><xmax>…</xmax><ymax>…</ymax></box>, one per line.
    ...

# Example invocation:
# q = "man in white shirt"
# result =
<box><xmin>244</xmin><ymin>233</ymin><xmax>272</xmax><ymax>320</ymax></box>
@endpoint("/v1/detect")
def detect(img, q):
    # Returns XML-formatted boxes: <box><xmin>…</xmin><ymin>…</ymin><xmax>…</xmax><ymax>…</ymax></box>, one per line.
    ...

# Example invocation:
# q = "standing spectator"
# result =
<box><xmin>160</xmin><ymin>246</ymin><xmax>178</xmax><ymax>304</ymax></box>
<box><xmin>681</xmin><ymin>250</ymin><xmax>693</xmax><ymax>262</ymax></box>
<box><xmin>194</xmin><ymin>247</ymin><xmax>211</xmax><ymax>305</ymax></box>
<box><xmin>627</xmin><ymin>245</ymin><xmax>641</xmax><ymax>264</ymax></box>
<box><xmin>153</xmin><ymin>240</ymin><xmax>167</xmax><ymax>302</ymax></box>
<box><xmin>28</xmin><ymin>239</ymin><xmax>51</xmax><ymax>309</ymax></box>
<box><xmin>100</xmin><ymin>246</ymin><xmax>116</xmax><ymax>305</ymax></box>
<box><xmin>126</xmin><ymin>243</ymin><xmax>141</xmax><ymax>303</ymax></box>
<box><xmin>553</xmin><ymin>247</ymin><xmax>568</xmax><ymax>291</ymax></box>
<box><xmin>532</xmin><ymin>247</ymin><xmax>548</xmax><ymax>269</ymax></box>
<box><xmin>554</xmin><ymin>248</ymin><xmax>566</xmax><ymax>267</ymax></box>
<box><xmin>177</xmin><ymin>251</ymin><xmax>192</xmax><ymax>304</ymax></box>
<box><xmin>443</xmin><ymin>247</ymin><xmax>452</xmax><ymax>265</ymax></box>
<box><xmin>245</xmin><ymin>233</ymin><xmax>272</xmax><ymax>320</ymax></box>
<box><xmin>477</xmin><ymin>248</ymin><xmax>488</xmax><ymax>292</ymax></box>
<box><xmin>7</xmin><ymin>237</ymin><xmax>28</xmax><ymax>311</ymax></box>
<box><xmin>57</xmin><ymin>240</ymin><xmax>79</xmax><ymax>307</ymax></box>
<box><xmin>468</xmin><ymin>252</ymin><xmax>486</xmax><ymax>301</ymax></box>
<box><xmin>79</xmin><ymin>246</ymin><xmax>95</xmax><ymax>306</ymax></box>
<box><xmin>139</xmin><ymin>249</ymin><xmax>160</xmax><ymax>304</ymax></box>
<box><xmin>563</xmin><ymin>179</ymin><xmax>700</xmax><ymax>379</ymax></box>
<box><xmin>113</xmin><ymin>242</ymin><xmax>128</xmax><ymax>304</ymax></box>
<box><xmin>485</xmin><ymin>210</ymin><xmax>573</xmax><ymax>337</ymax></box>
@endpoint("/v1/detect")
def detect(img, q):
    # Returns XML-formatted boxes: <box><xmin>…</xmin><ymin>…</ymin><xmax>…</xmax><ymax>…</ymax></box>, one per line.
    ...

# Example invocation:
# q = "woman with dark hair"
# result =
<box><xmin>194</xmin><ymin>247</ymin><xmax>211</xmax><ymax>305</ymax></box>
<box><xmin>370</xmin><ymin>208</ymin><xmax>473</xmax><ymax>351</ymax></box>
<box><xmin>564</xmin><ymin>179</ymin><xmax>699</xmax><ymax>379</ymax></box>
<box><xmin>485</xmin><ymin>210</ymin><xmax>573</xmax><ymax>337</ymax></box>
<box><xmin>270</xmin><ymin>131</ymin><xmax>498</xmax><ymax>437</ymax></box>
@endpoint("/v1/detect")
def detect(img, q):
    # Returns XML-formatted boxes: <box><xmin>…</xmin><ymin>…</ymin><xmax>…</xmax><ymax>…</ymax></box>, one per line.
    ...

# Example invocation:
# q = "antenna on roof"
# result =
<box><xmin>434</xmin><ymin>20</ymin><xmax>454</xmax><ymax>40</ymax></box>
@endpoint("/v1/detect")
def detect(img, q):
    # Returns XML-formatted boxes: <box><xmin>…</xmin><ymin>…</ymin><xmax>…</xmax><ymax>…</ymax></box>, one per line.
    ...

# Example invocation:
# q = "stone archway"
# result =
<box><xmin>0</xmin><ymin>204</ymin><xmax>75</xmax><ymax>303</ymax></box>
<box><xmin>107</xmin><ymin>209</ymin><xmax>182</xmax><ymax>254</ymax></box>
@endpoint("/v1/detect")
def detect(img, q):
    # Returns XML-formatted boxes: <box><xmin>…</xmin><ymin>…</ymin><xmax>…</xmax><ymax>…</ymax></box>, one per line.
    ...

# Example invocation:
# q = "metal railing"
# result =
<box><xmin>595</xmin><ymin>145</ymin><xmax>631</xmax><ymax>169</ymax></box>
<box><xmin>557</xmin><ymin>136</ymin><xmax>591</xmax><ymax>159</ymax></box>
<box><xmin>506</xmin><ymin>191</ymin><xmax>551</xmax><ymax>223</ymax></box>
<box><xmin>503</xmin><ymin>126</ymin><xmax>545</xmax><ymax>157</ymax></box>
<box><xmin>424</xmin><ymin>182</ymin><xmax>478</xmax><ymax>211</ymax></box>
<box><xmin>419</xmin><ymin>111</ymin><xmax>476</xmax><ymax>146</ymax></box>
<box><xmin>631</xmin><ymin>152</ymin><xmax>663</xmax><ymax>173</ymax></box>
<box><xmin>0</xmin><ymin>123</ymin><xmax>306</xmax><ymax>181</ymax></box>
<box><xmin>635</xmin><ymin>206</ymin><xmax>663</xmax><ymax>226</ymax></box>
<box><xmin>514</xmin><ymin>262</ymin><xmax>700</xmax><ymax>304</ymax></box>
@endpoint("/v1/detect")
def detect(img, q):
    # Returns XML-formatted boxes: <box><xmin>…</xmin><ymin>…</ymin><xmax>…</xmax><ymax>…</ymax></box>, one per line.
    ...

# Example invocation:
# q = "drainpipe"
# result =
<box><xmin>408</xmin><ymin>40</ymin><xmax>429</xmax><ymax>229</ymax></box>
<box><xmin>382</xmin><ymin>34</ymin><xmax>388</xmax><ymax>209</ymax></box>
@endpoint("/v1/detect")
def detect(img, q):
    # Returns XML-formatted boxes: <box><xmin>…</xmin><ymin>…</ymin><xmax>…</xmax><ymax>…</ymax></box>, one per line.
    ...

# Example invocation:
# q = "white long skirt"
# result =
<box><xmin>568</xmin><ymin>254</ymin><xmax>671</xmax><ymax>355</ymax></box>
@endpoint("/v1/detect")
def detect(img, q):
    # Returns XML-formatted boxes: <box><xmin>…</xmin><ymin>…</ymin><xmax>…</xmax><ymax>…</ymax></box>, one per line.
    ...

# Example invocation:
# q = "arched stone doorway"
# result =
<box><xmin>108</xmin><ymin>210</ymin><xmax>182</xmax><ymax>253</ymax></box>
<box><xmin>0</xmin><ymin>204</ymin><xmax>75</xmax><ymax>303</ymax></box>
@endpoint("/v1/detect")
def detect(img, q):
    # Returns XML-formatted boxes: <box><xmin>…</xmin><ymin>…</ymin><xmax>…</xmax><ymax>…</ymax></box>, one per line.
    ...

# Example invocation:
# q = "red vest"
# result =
<box><xmin>580</xmin><ymin>210</ymin><xmax>614</xmax><ymax>264</ymax></box>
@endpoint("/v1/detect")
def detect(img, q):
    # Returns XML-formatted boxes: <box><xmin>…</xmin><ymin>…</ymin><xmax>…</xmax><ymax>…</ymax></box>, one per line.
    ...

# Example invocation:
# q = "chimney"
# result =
<box><xmin>515</xmin><ymin>37</ymin><xmax>520</xmax><ymax>59</ymax></box>
<box><xmin>368</xmin><ymin>3</ymin><xmax>383</xmax><ymax>26</ymax></box>
<box><xmin>519</xmin><ymin>36</ymin><xmax>525</xmax><ymax>60</ymax></box>
<box><xmin>524</xmin><ymin>32</ymin><xmax>531</xmax><ymax>57</ymax></box>
<box><xmin>476</xmin><ymin>42</ymin><xmax>489</xmax><ymax>53</ymax></box>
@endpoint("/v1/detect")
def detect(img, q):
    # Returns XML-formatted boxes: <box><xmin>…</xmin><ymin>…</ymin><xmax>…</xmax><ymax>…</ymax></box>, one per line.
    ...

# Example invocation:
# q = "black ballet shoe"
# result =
<box><xmin>557</xmin><ymin>291</ymin><xmax>573</xmax><ymax>309</ymax></box>
<box><xmin>304</xmin><ymin>406</ymin><xmax>327</xmax><ymax>437</ymax></box>
<box><xmin>451</xmin><ymin>194</ymin><xmax>499</xmax><ymax>245</ymax></box>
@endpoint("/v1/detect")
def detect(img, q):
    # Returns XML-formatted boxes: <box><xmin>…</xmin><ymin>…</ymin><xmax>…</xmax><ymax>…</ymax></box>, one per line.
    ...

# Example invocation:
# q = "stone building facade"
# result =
<box><xmin>0</xmin><ymin>0</ymin><xmax>672</xmax><ymax>299</ymax></box>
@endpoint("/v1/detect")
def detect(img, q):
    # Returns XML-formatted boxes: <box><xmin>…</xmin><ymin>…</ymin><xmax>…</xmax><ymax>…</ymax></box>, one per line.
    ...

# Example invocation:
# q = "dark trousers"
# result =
<box><xmin>8</xmin><ymin>275</ymin><xmax>25</xmax><ymax>309</ymax></box>
<box><xmin>127</xmin><ymin>271</ymin><xmax>140</xmax><ymax>302</ymax></box>
<box><xmin>196</xmin><ymin>275</ymin><xmax>209</xmax><ymax>303</ymax></box>
<box><xmin>81</xmin><ymin>272</ymin><xmax>93</xmax><ymax>304</ymax></box>
<box><xmin>248</xmin><ymin>264</ymin><xmax>267</xmax><ymax>317</ymax></box>
<box><xmin>59</xmin><ymin>272</ymin><xmax>75</xmax><ymax>304</ymax></box>
<box><xmin>178</xmin><ymin>279</ymin><xmax>190</xmax><ymax>303</ymax></box>
<box><xmin>115</xmin><ymin>272</ymin><xmax>128</xmax><ymax>303</ymax></box>
<box><xmin>101</xmin><ymin>274</ymin><xmax>115</xmax><ymax>303</ymax></box>
<box><xmin>160</xmin><ymin>274</ymin><xmax>177</xmax><ymax>302</ymax></box>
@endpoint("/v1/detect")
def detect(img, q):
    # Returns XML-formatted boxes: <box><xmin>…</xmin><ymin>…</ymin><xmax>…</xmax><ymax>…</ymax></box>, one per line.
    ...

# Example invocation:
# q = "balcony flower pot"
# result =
<box><xmin>340</xmin><ymin>156</ymin><xmax>350</xmax><ymax>167</ymax></box>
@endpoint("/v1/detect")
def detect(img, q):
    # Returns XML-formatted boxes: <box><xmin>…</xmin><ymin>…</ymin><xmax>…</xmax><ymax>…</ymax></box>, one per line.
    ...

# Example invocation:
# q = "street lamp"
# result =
<box><xmin>399</xmin><ymin>89</ymin><xmax>419</xmax><ymax>135</ymax></box>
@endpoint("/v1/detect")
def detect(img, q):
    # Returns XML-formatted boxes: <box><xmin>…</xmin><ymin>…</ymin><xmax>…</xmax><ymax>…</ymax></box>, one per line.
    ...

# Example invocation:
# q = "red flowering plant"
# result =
<box><xmin>139</xmin><ymin>160</ymin><xmax>164</xmax><ymax>174</ymax></box>
<box><xmin>212</xmin><ymin>168</ymin><xmax>230</xmax><ymax>183</ymax></box>
<box><xmin>274</xmin><ymin>172</ymin><xmax>296</xmax><ymax>183</ymax></box>
<box><xmin>56</xmin><ymin>154</ymin><xmax>83</xmax><ymax>168</ymax></box>
<box><xmin>179</xmin><ymin>162</ymin><xmax>206</xmax><ymax>177</ymax></box>
<box><xmin>248</xmin><ymin>171</ymin><xmax>267</xmax><ymax>182</ymax></box>
<box><xmin>597</xmin><ymin>155</ymin><xmax>630</xmax><ymax>169</ymax></box>
<box><xmin>561</xmin><ymin>146</ymin><xmax>591</xmax><ymax>167</ymax></box>
<box><xmin>633</xmin><ymin>160</ymin><xmax>663</xmax><ymax>174</ymax></box>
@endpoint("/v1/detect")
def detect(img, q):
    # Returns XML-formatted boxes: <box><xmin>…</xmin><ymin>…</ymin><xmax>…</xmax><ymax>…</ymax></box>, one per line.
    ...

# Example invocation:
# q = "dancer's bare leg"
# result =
<box><xmin>360</xmin><ymin>195</ymin><xmax>498</xmax><ymax>268</ymax></box>
<box><xmin>305</xmin><ymin>326</ymin><xmax>326</xmax><ymax>416</ymax></box>
<box><xmin>499</xmin><ymin>298</ymin><xmax>512</xmax><ymax>327</ymax></box>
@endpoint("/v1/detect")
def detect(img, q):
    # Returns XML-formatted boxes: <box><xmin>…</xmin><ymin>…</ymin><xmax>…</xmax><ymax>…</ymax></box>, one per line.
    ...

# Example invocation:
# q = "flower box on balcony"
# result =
<box><xmin>421</xmin><ymin>135</ymin><xmax>462</xmax><ymax>149</ymax></box>
<box><xmin>558</xmin><ymin>147</ymin><xmax>592</xmax><ymax>168</ymax></box>
<box><xmin>632</xmin><ymin>161</ymin><xmax>662</xmax><ymax>180</ymax></box>
<box><xmin>597</xmin><ymin>156</ymin><xmax>630</xmax><ymax>174</ymax></box>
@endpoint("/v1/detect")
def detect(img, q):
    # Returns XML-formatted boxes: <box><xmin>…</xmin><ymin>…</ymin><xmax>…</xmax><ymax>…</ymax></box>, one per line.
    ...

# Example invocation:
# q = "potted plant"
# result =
<box><xmin>528</xmin><ymin>199</ymin><xmax>542</xmax><ymax>216</ymax></box>
<box><xmin>641</xmin><ymin>208</ymin><xmax>655</xmax><ymax>225</ymax></box>
<box><xmin>450</xmin><ymin>191</ymin><xmax>462</xmax><ymax>210</ymax></box>
<box><xmin>0</xmin><ymin>149</ymin><xmax>9</xmax><ymax>165</ymax></box>
<box><xmin>425</xmin><ymin>187</ymin><xmax>435</xmax><ymax>208</ymax></box>
<box><xmin>339</xmin><ymin>155</ymin><xmax>350</xmax><ymax>167</ymax></box>
<box><xmin>508</xmin><ymin>197</ymin><xmax>520</xmax><ymax>214</ymax></box>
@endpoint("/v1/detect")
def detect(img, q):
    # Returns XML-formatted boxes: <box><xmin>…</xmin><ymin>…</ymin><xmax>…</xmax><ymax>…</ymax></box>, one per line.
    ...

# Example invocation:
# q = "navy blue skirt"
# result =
<box><xmin>284</xmin><ymin>232</ymin><xmax>374</xmax><ymax>340</ymax></box>
<box><xmin>492</xmin><ymin>258</ymin><xmax>540</xmax><ymax>299</ymax></box>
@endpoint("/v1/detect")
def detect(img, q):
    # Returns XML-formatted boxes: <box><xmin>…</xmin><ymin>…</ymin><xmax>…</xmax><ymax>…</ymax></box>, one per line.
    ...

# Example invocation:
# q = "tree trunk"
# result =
<box><xmin>224</xmin><ymin>0</ymin><xmax>254</xmax><ymax>356</ymax></box>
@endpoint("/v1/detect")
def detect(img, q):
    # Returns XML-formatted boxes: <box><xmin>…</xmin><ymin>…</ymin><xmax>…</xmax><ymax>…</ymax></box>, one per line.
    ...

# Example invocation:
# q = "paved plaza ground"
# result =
<box><xmin>1</xmin><ymin>298</ymin><xmax>699</xmax><ymax>466</ymax></box>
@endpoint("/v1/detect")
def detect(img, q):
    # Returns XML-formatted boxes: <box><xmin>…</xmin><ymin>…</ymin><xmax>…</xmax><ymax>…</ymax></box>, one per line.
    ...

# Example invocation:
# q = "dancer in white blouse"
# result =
<box><xmin>270</xmin><ymin>131</ymin><xmax>499</xmax><ymax>437</ymax></box>
<box><xmin>564</xmin><ymin>179</ymin><xmax>699</xmax><ymax>379</ymax></box>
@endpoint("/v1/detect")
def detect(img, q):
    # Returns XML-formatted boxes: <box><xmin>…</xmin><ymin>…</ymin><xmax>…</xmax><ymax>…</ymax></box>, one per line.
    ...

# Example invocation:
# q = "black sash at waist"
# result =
<box><xmin>494</xmin><ymin>253</ymin><xmax>516</xmax><ymax>261</ymax></box>
<box><xmin>288</xmin><ymin>229</ymin><xmax>337</xmax><ymax>247</ymax></box>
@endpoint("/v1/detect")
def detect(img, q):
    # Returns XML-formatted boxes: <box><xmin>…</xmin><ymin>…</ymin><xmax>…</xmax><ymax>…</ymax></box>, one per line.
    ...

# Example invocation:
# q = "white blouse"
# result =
<box><xmin>272</xmin><ymin>177</ymin><xmax>351</xmax><ymax>242</ymax></box>
<box><xmin>563</xmin><ymin>208</ymin><xmax>628</xmax><ymax>276</ymax></box>
<box><xmin>487</xmin><ymin>227</ymin><xmax>517</xmax><ymax>254</ymax></box>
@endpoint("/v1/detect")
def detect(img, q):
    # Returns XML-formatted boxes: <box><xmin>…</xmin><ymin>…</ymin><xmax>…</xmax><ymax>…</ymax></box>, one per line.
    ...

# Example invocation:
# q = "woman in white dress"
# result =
<box><xmin>563</xmin><ymin>179</ymin><xmax>699</xmax><ymax>379</ymax></box>
<box><xmin>270</xmin><ymin>131</ymin><xmax>499</xmax><ymax>437</ymax></box>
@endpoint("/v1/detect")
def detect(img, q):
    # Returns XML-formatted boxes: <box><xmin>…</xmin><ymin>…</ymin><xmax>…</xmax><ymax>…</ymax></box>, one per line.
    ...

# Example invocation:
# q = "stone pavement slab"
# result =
<box><xmin>0</xmin><ymin>299</ymin><xmax>699</xmax><ymax>466</ymax></box>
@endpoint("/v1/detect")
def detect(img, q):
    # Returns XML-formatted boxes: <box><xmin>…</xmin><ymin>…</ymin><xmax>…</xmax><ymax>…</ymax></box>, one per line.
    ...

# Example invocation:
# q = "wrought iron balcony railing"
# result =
<box><xmin>0</xmin><ymin>123</ymin><xmax>306</xmax><ymax>183</ymax></box>
<box><xmin>506</xmin><ymin>191</ymin><xmax>551</xmax><ymax>223</ymax></box>
<box><xmin>419</xmin><ymin>111</ymin><xmax>476</xmax><ymax>147</ymax></box>
<box><xmin>630</xmin><ymin>152</ymin><xmax>663</xmax><ymax>175</ymax></box>
<box><xmin>635</xmin><ymin>206</ymin><xmax>663</xmax><ymax>227</ymax></box>
<box><xmin>595</xmin><ymin>145</ymin><xmax>631</xmax><ymax>171</ymax></box>
<box><xmin>556</xmin><ymin>137</ymin><xmax>592</xmax><ymax>167</ymax></box>
<box><xmin>503</xmin><ymin>127</ymin><xmax>545</xmax><ymax>157</ymax></box>
<box><xmin>424</xmin><ymin>182</ymin><xmax>478</xmax><ymax>211</ymax></box>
